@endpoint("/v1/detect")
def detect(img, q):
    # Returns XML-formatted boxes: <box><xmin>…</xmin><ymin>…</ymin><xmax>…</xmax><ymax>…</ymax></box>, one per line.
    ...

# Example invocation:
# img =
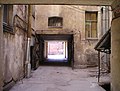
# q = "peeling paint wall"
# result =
<box><xmin>3</xmin><ymin>5</ymin><xmax>28</xmax><ymax>86</ymax></box>
<box><xmin>35</xmin><ymin>5</ymin><xmax>103</xmax><ymax>68</ymax></box>
<box><xmin>3</xmin><ymin>28</ymin><xmax>27</xmax><ymax>83</ymax></box>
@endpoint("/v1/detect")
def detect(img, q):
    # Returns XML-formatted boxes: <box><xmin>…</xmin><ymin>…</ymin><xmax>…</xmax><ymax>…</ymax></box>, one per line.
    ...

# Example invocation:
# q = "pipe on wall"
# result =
<box><xmin>98</xmin><ymin>51</ymin><xmax>100</xmax><ymax>83</ymax></box>
<box><xmin>26</xmin><ymin>5</ymin><xmax>32</xmax><ymax>78</ymax></box>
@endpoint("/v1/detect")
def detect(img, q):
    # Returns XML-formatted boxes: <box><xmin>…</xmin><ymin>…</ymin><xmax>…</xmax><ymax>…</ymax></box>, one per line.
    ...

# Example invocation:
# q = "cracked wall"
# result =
<box><xmin>3</xmin><ymin>5</ymin><xmax>28</xmax><ymax>86</ymax></box>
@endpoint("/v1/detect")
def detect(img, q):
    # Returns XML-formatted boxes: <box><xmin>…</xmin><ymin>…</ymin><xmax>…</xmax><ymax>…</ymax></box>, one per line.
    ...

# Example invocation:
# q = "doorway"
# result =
<box><xmin>38</xmin><ymin>34</ymin><xmax>74</xmax><ymax>66</ymax></box>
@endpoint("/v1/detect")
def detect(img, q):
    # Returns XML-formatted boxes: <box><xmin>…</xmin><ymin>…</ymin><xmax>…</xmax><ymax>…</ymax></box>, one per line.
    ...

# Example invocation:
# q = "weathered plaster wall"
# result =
<box><xmin>0</xmin><ymin>5</ymin><xmax>4</xmax><ymax>91</ymax></box>
<box><xmin>35</xmin><ymin>5</ymin><xmax>101</xmax><ymax>68</ymax></box>
<box><xmin>3</xmin><ymin>28</ymin><xmax>27</xmax><ymax>83</ymax></box>
<box><xmin>111</xmin><ymin>17</ymin><xmax>120</xmax><ymax>91</ymax></box>
<box><xmin>3</xmin><ymin>5</ymin><xmax>28</xmax><ymax>85</ymax></box>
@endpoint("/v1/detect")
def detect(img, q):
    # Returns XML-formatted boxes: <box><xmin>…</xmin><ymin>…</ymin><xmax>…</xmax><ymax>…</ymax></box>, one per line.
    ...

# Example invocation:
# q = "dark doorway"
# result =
<box><xmin>37</xmin><ymin>34</ymin><xmax>74</xmax><ymax>66</ymax></box>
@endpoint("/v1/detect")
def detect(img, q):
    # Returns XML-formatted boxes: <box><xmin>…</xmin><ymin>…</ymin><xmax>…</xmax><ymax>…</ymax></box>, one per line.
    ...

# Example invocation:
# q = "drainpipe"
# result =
<box><xmin>26</xmin><ymin>5</ymin><xmax>32</xmax><ymax>78</ymax></box>
<box><xmin>98</xmin><ymin>51</ymin><xmax>100</xmax><ymax>83</ymax></box>
<box><xmin>101</xmin><ymin>7</ymin><xmax>103</xmax><ymax>36</ymax></box>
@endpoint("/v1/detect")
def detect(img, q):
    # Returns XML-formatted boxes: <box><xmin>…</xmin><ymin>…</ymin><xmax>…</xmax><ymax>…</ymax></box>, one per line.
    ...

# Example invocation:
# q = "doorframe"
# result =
<box><xmin>37</xmin><ymin>34</ymin><xmax>74</xmax><ymax>66</ymax></box>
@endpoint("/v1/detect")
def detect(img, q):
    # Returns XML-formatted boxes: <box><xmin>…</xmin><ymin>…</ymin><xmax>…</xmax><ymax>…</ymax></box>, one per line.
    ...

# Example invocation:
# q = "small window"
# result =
<box><xmin>85</xmin><ymin>12</ymin><xmax>98</xmax><ymax>39</ymax></box>
<box><xmin>48</xmin><ymin>17</ymin><xmax>63</xmax><ymax>28</ymax></box>
<box><xmin>3</xmin><ymin>5</ymin><xmax>13</xmax><ymax>32</ymax></box>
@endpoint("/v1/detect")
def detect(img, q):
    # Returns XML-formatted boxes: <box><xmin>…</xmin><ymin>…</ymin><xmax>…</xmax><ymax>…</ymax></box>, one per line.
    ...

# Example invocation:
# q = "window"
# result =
<box><xmin>3</xmin><ymin>5</ymin><xmax>13</xmax><ymax>32</ymax></box>
<box><xmin>48</xmin><ymin>17</ymin><xmax>63</xmax><ymax>28</ymax></box>
<box><xmin>85</xmin><ymin>12</ymin><xmax>98</xmax><ymax>39</ymax></box>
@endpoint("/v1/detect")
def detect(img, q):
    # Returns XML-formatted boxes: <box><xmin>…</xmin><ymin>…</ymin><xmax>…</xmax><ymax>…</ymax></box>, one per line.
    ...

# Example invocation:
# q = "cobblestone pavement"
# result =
<box><xmin>10</xmin><ymin>66</ymin><xmax>105</xmax><ymax>91</ymax></box>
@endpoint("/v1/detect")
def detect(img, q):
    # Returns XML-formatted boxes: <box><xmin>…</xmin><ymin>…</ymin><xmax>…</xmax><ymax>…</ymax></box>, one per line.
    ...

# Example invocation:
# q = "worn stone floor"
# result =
<box><xmin>10</xmin><ymin>66</ymin><xmax>106</xmax><ymax>91</ymax></box>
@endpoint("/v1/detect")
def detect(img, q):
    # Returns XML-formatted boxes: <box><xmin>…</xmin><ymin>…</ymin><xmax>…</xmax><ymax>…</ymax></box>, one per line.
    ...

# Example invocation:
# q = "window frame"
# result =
<box><xmin>85</xmin><ymin>11</ymin><xmax>98</xmax><ymax>39</ymax></box>
<box><xmin>3</xmin><ymin>5</ymin><xmax>13</xmax><ymax>32</ymax></box>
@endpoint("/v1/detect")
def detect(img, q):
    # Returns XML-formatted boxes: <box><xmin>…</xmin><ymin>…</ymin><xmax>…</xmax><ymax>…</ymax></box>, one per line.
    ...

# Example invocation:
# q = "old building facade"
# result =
<box><xmin>35</xmin><ymin>5</ymin><xmax>112</xmax><ymax>68</ymax></box>
<box><xmin>2</xmin><ymin>5</ymin><xmax>35</xmax><ymax>90</ymax></box>
<box><xmin>0</xmin><ymin>3</ymin><xmax>115</xmax><ymax>91</ymax></box>
<box><xmin>0</xmin><ymin>4</ymin><xmax>112</xmax><ymax>90</ymax></box>
<box><xmin>1</xmin><ymin>1</ymin><xmax>120</xmax><ymax>91</ymax></box>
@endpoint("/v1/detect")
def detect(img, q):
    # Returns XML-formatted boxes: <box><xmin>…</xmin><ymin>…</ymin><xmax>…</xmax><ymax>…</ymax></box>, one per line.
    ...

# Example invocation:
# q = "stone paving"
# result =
<box><xmin>10</xmin><ymin>66</ymin><xmax>105</xmax><ymax>91</ymax></box>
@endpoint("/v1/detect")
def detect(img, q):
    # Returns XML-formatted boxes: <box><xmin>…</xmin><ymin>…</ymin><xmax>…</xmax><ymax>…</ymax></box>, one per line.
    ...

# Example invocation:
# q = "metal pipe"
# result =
<box><xmin>26</xmin><ymin>5</ymin><xmax>32</xmax><ymax>78</ymax></box>
<box><xmin>27</xmin><ymin>5</ymin><xmax>32</xmax><ymax>38</ymax></box>
<box><xmin>101</xmin><ymin>7</ymin><xmax>103</xmax><ymax>36</ymax></box>
<box><xmin>26</xmin><ymin>38</ymin><xmax>31</xmax><ymax>78</ymax></box>
<box><xmin>108</xmin><ymin>6</ymin><xmax>110</xmax><ymax>29</ymax></box>
<box><xmin>98</xmin><ymin>51</ymin><xmax>100</xmax><ymax>83</ymax></box>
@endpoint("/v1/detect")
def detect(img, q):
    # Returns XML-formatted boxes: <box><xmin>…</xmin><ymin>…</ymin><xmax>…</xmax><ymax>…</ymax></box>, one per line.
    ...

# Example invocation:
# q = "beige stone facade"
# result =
<box><xmin>35</xmin><ymin>5</ymin><xmax>111</xmax><ymax>68</ymax></box>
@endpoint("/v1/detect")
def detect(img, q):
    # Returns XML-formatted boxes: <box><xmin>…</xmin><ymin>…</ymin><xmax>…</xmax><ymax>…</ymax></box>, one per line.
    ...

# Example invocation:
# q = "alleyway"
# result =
<box><xmin>10</xmin><ymin>66</ymin><xmax>105</xmax><ymax>91</ymax></box>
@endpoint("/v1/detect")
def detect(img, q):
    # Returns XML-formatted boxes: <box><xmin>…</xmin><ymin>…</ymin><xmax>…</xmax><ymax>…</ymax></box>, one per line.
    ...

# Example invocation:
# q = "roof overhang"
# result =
<box><xmin>0</xmin><ymin>0</ymin><xmax>114</xmax><ymax>5</ymax></box>
<box><xmin>94</xmin><ymin>29</ymin><xmax>111</xmax><ymax>54</ymax></box>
